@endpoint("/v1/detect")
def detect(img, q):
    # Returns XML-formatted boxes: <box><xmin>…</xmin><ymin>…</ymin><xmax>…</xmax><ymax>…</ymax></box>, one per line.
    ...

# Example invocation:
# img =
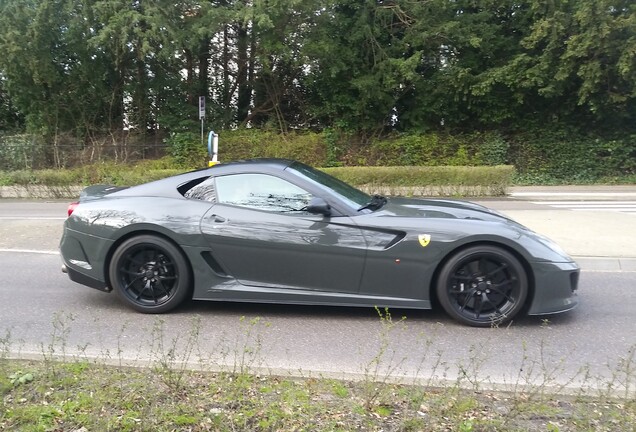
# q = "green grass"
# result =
<box><xmin>1</xmin><ymin>359</ymin><xmax>634</xmax><ymax>431</ymax></box>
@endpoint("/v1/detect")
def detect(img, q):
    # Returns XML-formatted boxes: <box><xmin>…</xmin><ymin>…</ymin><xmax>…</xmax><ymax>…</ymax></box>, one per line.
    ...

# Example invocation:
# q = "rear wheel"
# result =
<box><xmin>436</xmin><ymin>246</ymin><xmax>528</xmax><ymax>327</ymax></box>
<box><xmin>109</xmin><ymin>235</ymin><xmax>191</xmax><ymax>313</ymax></box>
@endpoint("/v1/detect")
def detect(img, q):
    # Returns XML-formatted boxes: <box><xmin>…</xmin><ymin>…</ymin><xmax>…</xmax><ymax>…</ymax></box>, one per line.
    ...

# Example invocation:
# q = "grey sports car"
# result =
<box><xmin>60</xmin><ymin>158</ymin><xmax>579</xmax><ymax>327</ymax></box>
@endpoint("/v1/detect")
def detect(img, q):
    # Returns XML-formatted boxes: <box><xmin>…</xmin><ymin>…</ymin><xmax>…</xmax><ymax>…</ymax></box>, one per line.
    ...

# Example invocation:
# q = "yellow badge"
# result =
<box><xmin>418</xmin><ymin>234</ymin><xmax>431</xmax><ymax>248</ymax></box>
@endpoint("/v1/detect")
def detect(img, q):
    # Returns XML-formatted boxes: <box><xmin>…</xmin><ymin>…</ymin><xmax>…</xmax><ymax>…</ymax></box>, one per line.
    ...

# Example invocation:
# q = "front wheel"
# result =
<box><xmin>436</xmin><ymin>246</ymin><xmax>528</xmax><ymax>327</ymax></box>
<box><xmin>109</xmin><ymin>235</ymin><xmax>191</xmax><ymax>313</ymax></box>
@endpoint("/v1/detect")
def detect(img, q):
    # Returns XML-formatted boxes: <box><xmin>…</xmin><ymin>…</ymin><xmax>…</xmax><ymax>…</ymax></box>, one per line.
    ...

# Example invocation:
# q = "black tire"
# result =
<box><xmin>109</xmin><ymin>235</ymin><xmax>191</xmax><ymax>313</ymax></box>
<box><xmin>436</xmin><ymin>245</ymin><xmax>528</xmax><ymax>327</ymax></box>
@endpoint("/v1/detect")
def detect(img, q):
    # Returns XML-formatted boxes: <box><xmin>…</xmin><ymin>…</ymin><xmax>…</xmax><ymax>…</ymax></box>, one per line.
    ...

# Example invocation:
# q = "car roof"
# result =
<box><xmin>204</xmin><ymin>158</ymin><xmax>295</xmax><ymax>174</ymax></box>
<box><xmin>110</xmin><ymin>158</ymin><xmax>297</xmax><ymax>199</ymax></box>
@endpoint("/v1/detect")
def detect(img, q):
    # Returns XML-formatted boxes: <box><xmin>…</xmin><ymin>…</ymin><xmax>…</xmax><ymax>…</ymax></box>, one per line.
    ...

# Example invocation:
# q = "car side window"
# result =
<box><xmin>183</xmin><ymin>177</ymin><xmax>217</xmax><ymax>202</ymax></box>
<box><xmin>215</xmin><ymin>173</ymin><xmax>313</xmax><ymax>213</ymax></box>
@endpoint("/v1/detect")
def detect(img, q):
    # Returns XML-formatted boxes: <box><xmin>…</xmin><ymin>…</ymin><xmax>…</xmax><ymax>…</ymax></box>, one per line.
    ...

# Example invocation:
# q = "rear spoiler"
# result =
<box><xmin>79</xmin><ymin>185</ymin><xmax>129</xmax><ymax>202</ymax></box>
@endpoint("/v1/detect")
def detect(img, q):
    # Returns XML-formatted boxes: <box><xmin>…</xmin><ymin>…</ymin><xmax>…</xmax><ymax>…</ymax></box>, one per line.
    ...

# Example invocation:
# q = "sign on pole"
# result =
<box><xmin>198</xmin><ymin>96</ymin><xmax>206</xmax><ymax>119</ymax></box>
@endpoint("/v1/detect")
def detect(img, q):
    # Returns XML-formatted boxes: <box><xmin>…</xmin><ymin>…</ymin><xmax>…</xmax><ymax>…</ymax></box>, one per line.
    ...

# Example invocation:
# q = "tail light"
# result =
<box><xmin>67</xmin><ymin>202</ymin><xmax>79</xmax><ymax>217</ymax></box>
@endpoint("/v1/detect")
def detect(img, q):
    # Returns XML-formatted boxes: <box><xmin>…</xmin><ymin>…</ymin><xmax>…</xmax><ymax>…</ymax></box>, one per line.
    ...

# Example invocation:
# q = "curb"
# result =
<box><xmin>574</xmin><ymin>256</ymin><xmax>636</xmax><ymax>272</ymax></box>
<box><xmin>7</xmin><ymin>351</ymin><xmax>632</xmax><ymax>397</ymax></box>
<box><xmin>0</xmin><ymin>185</ymin><xmax>83</xmax><ymax>199</ymax></box>
<box><xmin>509</xmin><ymin>186</ymin><xmax>636</xmax><ymax>201</ymax></box>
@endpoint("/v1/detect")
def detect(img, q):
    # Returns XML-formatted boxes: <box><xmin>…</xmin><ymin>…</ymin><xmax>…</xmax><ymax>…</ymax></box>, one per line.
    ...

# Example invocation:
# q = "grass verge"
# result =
<box><xmin>1</xmin><ymin>358</ymin><xmax>635</xmax><ymax>432</ymax></box>
<box><xmin>0</xmin><ymin>312</ymin><xmax>635</xmax><ymax>431</ymax></box>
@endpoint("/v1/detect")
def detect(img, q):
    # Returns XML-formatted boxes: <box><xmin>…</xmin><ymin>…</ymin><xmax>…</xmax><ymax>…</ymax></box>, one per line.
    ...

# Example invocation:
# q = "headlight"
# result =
<box><xmin>533</xmin><ymin>233</ymin><xmax>572</xmax><ymax>261</ymax></box>
<box><xmin>513</xmin><ymin>225</ymin><xmax>574</xmax><ymax>262</ymax></box>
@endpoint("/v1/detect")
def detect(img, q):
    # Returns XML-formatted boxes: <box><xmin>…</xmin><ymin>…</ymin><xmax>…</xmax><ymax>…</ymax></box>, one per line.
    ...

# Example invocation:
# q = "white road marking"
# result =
<box><xmin>530</xmin><ymin>201</ymin><xmax>636</xmax><ymax>205</ymax></box>
<box><xmin>0</xmin><ymin>217</ymin><xmax>66</xmax><ymax>220</ymax></box>
<box><xmin>0</xmin><ymin>248</ymin><xmax>59</xmax><ymax>255</ymax></box>
<box><xmin>530</xmin><ymin>201</ymin><xmax>636</xmax><ymax>214</ymax></box>
<box><xmin>513</xmin><ymin>192</ymin><xmax>636</xmax><ymax>197</ymax></box>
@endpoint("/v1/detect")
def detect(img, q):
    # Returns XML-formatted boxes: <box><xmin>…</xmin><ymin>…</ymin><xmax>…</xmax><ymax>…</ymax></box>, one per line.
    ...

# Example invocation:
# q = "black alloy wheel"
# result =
<box><xmin>109</xmin><ymin>235</ymin><xmax>191</xmax><ymax>313</ymax></box>
<box><xmin>436</xmin><ymin>245</ymin><xmax>528</xmax><ymax>327</ymax></box>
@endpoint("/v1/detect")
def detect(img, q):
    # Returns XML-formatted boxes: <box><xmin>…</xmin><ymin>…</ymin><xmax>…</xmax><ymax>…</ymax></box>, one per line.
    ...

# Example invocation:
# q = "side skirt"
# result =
<box><xmin>193</xmin><ymin>284</ymin><xmax>431</xmax><ymax>310</ymax></box>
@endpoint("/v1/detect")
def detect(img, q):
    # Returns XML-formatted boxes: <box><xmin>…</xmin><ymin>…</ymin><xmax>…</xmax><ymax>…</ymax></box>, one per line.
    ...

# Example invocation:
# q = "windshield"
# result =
<box><xmin>287</xmin><ymin>161</ymin><xmax>370</xmax><ymax>208</ymax></box>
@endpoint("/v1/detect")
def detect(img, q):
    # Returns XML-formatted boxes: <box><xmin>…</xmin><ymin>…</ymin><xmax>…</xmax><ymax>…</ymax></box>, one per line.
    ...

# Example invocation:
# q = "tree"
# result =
<box><xmin>467</xmin><ymin>0</ymin><xmax>636</xmax><ymax>132</ymax></box>
<box><xmin>0</xmin><ymin>75</ymin><xmax>23</xmax><ymax>132</ymax></box>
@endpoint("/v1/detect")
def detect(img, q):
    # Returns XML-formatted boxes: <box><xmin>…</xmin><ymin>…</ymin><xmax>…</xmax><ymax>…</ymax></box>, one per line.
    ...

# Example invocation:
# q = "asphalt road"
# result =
<box><xmin>0</xmin><ymin>200</ymin><xmax>635</xmax><ymax>392</ymax></box>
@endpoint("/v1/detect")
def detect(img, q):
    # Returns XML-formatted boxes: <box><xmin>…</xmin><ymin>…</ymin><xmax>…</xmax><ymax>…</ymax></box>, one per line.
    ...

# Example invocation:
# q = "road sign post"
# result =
<box><xmin>199</xmin><ymin>96</ymin><xmax>206</xmax><ymax>146</ymax></box>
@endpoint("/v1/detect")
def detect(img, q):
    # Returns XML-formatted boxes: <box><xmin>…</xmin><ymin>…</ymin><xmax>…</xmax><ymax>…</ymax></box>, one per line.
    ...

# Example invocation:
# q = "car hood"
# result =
<box><xmin>373</xmin><ymin>197</ymin><xmax>513</xmax><ymax>223</ymax></box>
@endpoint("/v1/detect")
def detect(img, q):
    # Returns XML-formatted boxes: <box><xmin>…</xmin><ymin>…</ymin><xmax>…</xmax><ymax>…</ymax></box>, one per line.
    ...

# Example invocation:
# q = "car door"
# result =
<box><xmin>199</xmin><ymin>173</ymin><xmax>368</xmax><ymax>293</ymax></box>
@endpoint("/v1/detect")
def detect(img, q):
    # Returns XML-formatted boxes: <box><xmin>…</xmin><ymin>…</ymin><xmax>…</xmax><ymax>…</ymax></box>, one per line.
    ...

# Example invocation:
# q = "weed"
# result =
<box><xmin>361</xmin><ymin>307</ymin><xmax>408</xmax><ymax>410</ymax></box>
<box><xmin>458</xmin><ymin>419</ymin><xmax>474</xmax><ymax>432</ymax></box>
<box><xmin>40</xmin><ymin>312</ymin><xmax>76</xmax><ymax>378</ymax></box>
<box><xmin>330</xmin><ymin>380</ymin><xmax>350</xmax><ymax>398</ymax></box>
<box><xmin>374</xmin><ymin>404</ymin><xmax>393</xmax><ymax>417</ymax></box>
<box><xmin>605</xmin><ymin>344</ymin><xmax>635</xmax><ymax>400</ymax></box>
<box><xmin>456</xmin><ymin>343</ymin><xmax>489</xmax><ymax>391</ymax></box>
<box><xmin>8</xmin><ymin>370</ymin><xmax>33</xmax><ymax>386</ymax></box>
<box><xmin>149</xmin><ymin>315</ymin><xmax>202</xmax><ymax>393</ymax></box>
<box><xmin>230</xmin><ymin>315</ymin><xmax>267</xmax><ymax>375</ymax></box>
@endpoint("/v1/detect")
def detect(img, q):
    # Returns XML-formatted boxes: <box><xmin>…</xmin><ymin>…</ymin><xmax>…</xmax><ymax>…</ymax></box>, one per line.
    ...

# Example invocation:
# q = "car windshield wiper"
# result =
<box><xmin>357</xmin><ymin>194</ymin><xmax>387</xmax><ymax>212</ymax></box>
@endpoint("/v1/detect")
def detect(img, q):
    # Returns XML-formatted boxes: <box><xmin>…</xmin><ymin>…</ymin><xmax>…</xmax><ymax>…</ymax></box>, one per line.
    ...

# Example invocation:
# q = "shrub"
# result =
<box><xmin>507</xmin><ymin>129</ymin><xmax>636</xmax><ymax>183</ymax></box>
<box><xmin>366</xmin><ymin>133</ymin><xmax>494</xmax><ymax>167</ymax></box>
<box><xmin>324</xmin><ymin>165</ymin><xmax>515</xmax><ymax>196</ymax></box>
<box><xmin>476</xmin><ymin>132</ymin><xmax>510</xmax><ymax>166</ymax></box>
<box><xmin>219</xmin><ymin>129</ymin><xmax>327</xmax><ymax>166</ymax></box>
<box><xmin>165</xmin><ymin>132</ymin><xmax>207</xmax><ymax>168</ymax></box>
<box><xmin>324</xmin><ymin>165</ymin><xmax>515</xmax><ymax>187</ymax></box>
<box><xmin>0</xmin><ymin>134</ymin><xmax>46</xmax><ymax>170</ymax></box>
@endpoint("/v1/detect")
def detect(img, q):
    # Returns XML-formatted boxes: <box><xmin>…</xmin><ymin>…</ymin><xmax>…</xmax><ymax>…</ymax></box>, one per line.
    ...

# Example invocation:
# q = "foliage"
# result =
<box><xmin>1</xmin><ymin>358</ymin><xmax>635</xmax><ymax>431</ymax></box>
<box><xmin>0</xmin><ymin>159</ymin><xmax>514</xmax><ymax>198</ymax></box>
<box><xmin>0</xmin><ymin>134</ymin><xmax>46</xmax><ymax>171</ymax></box>
<box><xmin>218</xmin><ymin>129</ymin><xmax>327</xmax><ymax>166</ymax></box>
<box><xmin>2</xmin><ymin>126</ymin><xmax>634</xmax><ymax>184</ymax></box>
<box><xmin>509</xmin><ymin>129</ymin><xmax>636</xmax><ymax>183</ymax></box>
<box><xmin>164</xmin><ymin>132</ymin><xmax>207</xmax><ymax>168</ymax></box>
<box><xmin>324</xmin><ymin>165</ymin><xmax>514</xmax><ymax>187</ymax></box>
<box><xmin>9</xmin><ymin>371</ymin><xmax>34</xmax><ymax>387</ymax></box>
<box><xmin>0</xmin><ymin>161</ymin><xmax>181</xmax><ymax>187</ymax></box>
<box><xmin>0</xmin><ymin>0</ymin><xmax>633</xmax><ymax>142</ymax></box>
<box><xmin>476</xmin><ymin>133</ymin><xmax>510</xmax><ymax>166</ymax></box>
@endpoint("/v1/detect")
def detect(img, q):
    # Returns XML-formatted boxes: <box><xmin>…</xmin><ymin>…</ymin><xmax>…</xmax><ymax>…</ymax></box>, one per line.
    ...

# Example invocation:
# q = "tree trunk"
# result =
<box><xmin>236</xmin><ymin>22</ymin><xmax>250</xmax><ymax>123</ymax></box>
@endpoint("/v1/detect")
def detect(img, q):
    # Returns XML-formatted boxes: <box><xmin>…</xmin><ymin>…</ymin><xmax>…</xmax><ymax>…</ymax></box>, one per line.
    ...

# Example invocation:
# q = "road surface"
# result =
<box><xmin>0</xmin><ymin>198</ymin><xmax>634</xmax><ymax>393</ymax></box>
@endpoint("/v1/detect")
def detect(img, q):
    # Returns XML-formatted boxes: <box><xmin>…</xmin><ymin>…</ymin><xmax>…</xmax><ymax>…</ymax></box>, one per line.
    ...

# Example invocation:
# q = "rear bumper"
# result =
<box><xmin>527</xmin><ymin>261</ymin><xmax>580</xmax><ymax>315</ymax></box>
<box><xmin>60</xmin><ymin>226</ymin><xmax>113</xmax><ymax>293</ymax></box>
<box><xmin>63</xmin><ymin>260</ymin><xmax>111</xmax><ymax>292</ymax></box>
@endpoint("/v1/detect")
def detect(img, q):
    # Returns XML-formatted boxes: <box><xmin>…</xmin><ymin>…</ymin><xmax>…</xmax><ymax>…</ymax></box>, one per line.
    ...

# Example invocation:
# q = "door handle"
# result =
<box><xmin>211</xmin><ymin>214</ymin><xmax>227</xmax><ymax>223</ymax></box>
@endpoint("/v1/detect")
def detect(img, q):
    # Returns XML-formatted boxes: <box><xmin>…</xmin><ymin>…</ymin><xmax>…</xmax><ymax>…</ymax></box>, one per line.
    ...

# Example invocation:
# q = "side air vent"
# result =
<box><xmin>200</xmin><ymin>251</ymin><xmax>229</xmax><ymax>277</ymax></box>
<box><xmin>384</xmin><ymin>232</ymin><xmax>406</xmax><ymax>249</ymax></box>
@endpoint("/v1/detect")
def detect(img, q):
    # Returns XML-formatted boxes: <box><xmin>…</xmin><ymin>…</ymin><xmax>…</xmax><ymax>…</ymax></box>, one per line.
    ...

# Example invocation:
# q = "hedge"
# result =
<box><xmin>0</xmin><ymin>159</ymin><xmax>514</xmax><ymax>197</ymax></box>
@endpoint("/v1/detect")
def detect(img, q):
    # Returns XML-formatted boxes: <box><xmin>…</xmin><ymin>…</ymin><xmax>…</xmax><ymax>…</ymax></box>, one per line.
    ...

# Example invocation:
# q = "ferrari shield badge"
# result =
<box><xmin>418</xmin><ymin>234</ymin><xmax>431</xmax><ymax>248</ymax></box>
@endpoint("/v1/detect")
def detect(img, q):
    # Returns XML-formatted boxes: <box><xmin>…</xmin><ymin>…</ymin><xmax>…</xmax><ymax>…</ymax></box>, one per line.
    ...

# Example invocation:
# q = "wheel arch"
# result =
<box><xmin>104</xmin><ymin>229</ymin><xmax>194</xmax><ymax>294</ymax></box>
<box><xmin>429</xmin><ymin>240</ymin><xmax>536</xmax><ymax>313</ymax></box>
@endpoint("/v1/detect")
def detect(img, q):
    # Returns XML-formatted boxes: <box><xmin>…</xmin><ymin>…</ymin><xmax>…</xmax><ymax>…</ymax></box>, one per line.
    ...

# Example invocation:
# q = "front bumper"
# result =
<box><xmin>527</xmin><ymin>261</ymin><xmax>580</xmax><ymax>315</ymax></box>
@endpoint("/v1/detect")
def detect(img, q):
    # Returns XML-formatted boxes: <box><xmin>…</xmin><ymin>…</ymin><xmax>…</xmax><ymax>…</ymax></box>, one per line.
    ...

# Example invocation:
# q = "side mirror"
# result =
<box><xmin>306</xmin><ymin>197</ymin><xmax>331</xmax><ymax>216</ymax></box>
